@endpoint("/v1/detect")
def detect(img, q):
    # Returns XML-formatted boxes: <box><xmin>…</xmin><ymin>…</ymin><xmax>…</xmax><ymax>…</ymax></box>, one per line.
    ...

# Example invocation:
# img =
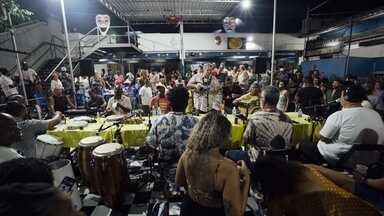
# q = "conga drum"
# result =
<box><xmin>78</xmin><ymin>136</ymin><xmax>104</xmax><ymax>192</ymax></box>
<box><xmin>92</xmin><ymin>143</ymin><xmax>128</xmax><ymax>208</ymax></box>
<box><xmin>35</xmin><ymin>134</ymin><xmax>63</xmax><ymax>159</ymax></box>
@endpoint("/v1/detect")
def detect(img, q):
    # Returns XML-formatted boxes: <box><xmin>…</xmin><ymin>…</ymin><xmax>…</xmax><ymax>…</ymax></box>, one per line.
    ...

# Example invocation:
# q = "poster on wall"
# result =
<box><xmin>227</xmin><ymin>37</ymin><xmax>246</xmax><ymax>49</ymax></box>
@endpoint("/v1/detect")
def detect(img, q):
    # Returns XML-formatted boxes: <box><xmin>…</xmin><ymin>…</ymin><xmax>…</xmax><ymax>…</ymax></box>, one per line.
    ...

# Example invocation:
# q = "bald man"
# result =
<box><xmin>0</xmin><ymin>113</ymin><xmax>22</xmax><ymax>163</ymax></box>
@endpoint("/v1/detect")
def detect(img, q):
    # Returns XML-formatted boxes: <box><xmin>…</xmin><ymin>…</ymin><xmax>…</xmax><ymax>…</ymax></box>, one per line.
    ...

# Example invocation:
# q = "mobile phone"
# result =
<box><xmin>58</xmin><ymin>176</ymin><xmax>76</xmax><ymax>194</ymax></box>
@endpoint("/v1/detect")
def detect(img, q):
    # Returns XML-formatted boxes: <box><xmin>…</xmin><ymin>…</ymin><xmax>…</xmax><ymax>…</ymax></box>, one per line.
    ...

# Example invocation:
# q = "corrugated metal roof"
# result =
<box><xmin>98</xmin><ymin>0</ymin><xmax>240</xmax><ymax>23</ymax></box>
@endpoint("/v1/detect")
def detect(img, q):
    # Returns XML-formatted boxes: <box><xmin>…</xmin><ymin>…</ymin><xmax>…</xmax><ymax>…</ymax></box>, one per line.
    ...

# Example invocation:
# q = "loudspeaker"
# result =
<box><xmin>254</xmin><ymin>58</ymin><xmax>267</xmax><ymax>74</ymax></box>
<box><xmin>79</xmin><ymin>59</ymin><xmax>94</xmax><ymax>77</ymax></box>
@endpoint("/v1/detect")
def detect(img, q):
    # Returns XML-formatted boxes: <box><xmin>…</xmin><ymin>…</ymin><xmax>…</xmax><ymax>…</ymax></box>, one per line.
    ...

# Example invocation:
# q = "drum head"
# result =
<box><xmin>72</xmin><ymin>116</ymin><xmax>94</xmax><ymax>123</ymax></box>
<box><xmin>93</xmin><ymin>143</ymin><xmax>123</xmax><ymax>157</ymax></box>
<box><xmin>67</xmin><ymin>120</ymin><xmax>88</xmax><ymax>129</ymax></box>
<box><xmin>36</xmin><ymin>134</ymin><xmax>63</xmax><ymax>145</ymax></box>
<box><xmin>79</xmin><ymin>136</ymin><xmax>104</xmax><ymax>147</ymax></box>
<box><xmin>106</xmin><ymin>115</ymin><xmax>125</xmax><ymax>122</ymax></box>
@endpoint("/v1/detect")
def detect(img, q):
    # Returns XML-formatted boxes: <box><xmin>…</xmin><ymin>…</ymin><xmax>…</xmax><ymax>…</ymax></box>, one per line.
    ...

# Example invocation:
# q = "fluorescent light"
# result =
<box><xmin>326</xmin><ymin>41</ymin><xmax>340</xmax><ymax>47</ymax></box>
<box><xmin>233</xmin><ymin>56</ymin><xmax>247</xmax><ymax>59</ymax></box>
<box><xmin>241</xmin><ymin>0</ymin><xmax>251</xmax><ymax>9</ymax></box>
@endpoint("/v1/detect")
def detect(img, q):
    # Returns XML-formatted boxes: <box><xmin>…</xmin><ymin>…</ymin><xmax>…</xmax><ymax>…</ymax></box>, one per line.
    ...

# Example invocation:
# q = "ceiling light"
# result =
<box><xmin>241</xmin><ymin>0</ymin><xmax>251</xmax><ymax>10</ymax></box>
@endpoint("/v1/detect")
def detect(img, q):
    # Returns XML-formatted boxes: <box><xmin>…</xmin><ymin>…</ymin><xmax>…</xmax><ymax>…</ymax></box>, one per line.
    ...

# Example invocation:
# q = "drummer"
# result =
<box><xmin>5</xmin><ymin>101</ymin><xmax>63</xmax><ymax>157</ymax></box>
<box><xmin>0</xmin><ymin>113</ymin><xmax>22</xmax><ymax>163</ymax></box>
<box><xmin>106</xmin><ymin>87</ymin><xmax>132</xmax><ymax>115</ymax></box>
<box><xmin>233</xmin><ymin>82</ymin><xmax>261</xmax><ymax>116</ymax></box>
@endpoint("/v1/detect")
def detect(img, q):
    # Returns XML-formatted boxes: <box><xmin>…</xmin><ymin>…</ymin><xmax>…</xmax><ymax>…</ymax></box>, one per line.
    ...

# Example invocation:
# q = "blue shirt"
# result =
<box><xmin>146</xmin><ymin>112</ymin><xmax>198</xmax><ymax>161</ymax></box>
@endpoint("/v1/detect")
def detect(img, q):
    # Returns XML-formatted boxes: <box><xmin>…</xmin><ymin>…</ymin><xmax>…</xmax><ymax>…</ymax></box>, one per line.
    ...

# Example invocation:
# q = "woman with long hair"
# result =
<box><xmin>176</xmin><ymin>111</ymin><xmax>250</xmax><ymax>216</ymax></box>
<box><xmin>252</xmin><ymin>157</ymin><xmax>380</xmax><ymax>216</ymax></box>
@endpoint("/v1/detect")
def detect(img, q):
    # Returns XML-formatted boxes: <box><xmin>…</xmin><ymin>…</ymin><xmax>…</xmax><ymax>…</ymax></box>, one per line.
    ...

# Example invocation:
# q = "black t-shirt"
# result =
<box><xmin>88</xmin><ymin>95</ymin><xmax>104</xmax><ymax>108</ymax></box>
<box><xmin>297</xmin><ymin>87</ymin><xmax>323</xmax><ymax>107</ymax></box>
<box><xmin>54</xmin><ymin>96</ymin><xmax>68</xmax><ymax>112</ymax></box>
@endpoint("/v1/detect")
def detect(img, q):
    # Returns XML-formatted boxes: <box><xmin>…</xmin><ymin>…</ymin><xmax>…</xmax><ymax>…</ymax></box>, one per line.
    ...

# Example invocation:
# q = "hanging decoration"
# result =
<box><xmin>214</xmin><ymin>35</ymin><xmax>222</xmax><ymax>46</ymax></box>
<box><xmin>223</xmin><ymin>16</ymin><xmax>237</xmax><ymax>33</ymax></box>
<box><xmin>96</xmin><ymin>14</ymin><xmax>111</xmax><ymax>36</ymax></box>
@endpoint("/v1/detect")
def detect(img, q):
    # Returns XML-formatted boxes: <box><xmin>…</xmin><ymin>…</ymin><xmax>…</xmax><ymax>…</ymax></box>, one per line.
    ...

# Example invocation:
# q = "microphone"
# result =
<box><xmin>327</xmin><ymin>98</ymin><xmax>340</xmax><ymax>104</ymax></box>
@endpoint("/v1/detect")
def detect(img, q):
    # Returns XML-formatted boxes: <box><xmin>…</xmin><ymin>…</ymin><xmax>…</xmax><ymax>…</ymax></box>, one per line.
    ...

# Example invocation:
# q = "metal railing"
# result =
<box><xmin>9</xmin><ymin>40</ymin><xmax>66</xmax><ymax>76</ymax></box>
<box><xmin>46</xmin><ymin>25</ymin><xmax>139</xmax><ymax>82</ymax></box>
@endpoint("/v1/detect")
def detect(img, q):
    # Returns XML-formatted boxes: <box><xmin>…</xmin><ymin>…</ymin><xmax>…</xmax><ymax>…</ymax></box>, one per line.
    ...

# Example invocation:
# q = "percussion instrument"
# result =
<box><xmin>49</xmin><ymin>159</ymin><xmax>82</xmax><ymax>210</ymax></box>
<box><xmin>65</xmin><ymin>109</ymin><xmax>88</xmax><ymax>116</ymax></box>
<box><xmin>71</xmin><ymin>116</ymin><xmax>94</xmax><ymax>123</ymax></box>
<box><xmin>78</xmin><ymin>136</ymin><xmax>105</xmax><ymax>192</ymax></box>
<box><xmin>67</xmin><ymin>120</ymin><xmax>88</xmax><ymax>130</ymax></box>
<box><xmin>92</xmin><ymin>143</ymin><xmax>128</xmax><ymax>208</ymax></box>
<box><xmin>106</xmin><ymin>114</ymin><xmax>126</xmax><ymax>122</ymax></box>
<box><xmin>35</xmin><ymin>134</ymin><xmax>63</xmax><ymax>159</ymax></box>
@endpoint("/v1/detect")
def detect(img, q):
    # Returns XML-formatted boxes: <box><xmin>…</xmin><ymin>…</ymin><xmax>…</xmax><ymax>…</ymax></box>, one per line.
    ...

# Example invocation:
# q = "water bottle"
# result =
<box><xmin>298</xmin><ymin>108</ymin><xmax>303</xmax><ymax>118</ymax></box>
<box><xmin>96</xmin><ymin>112</ymin><xmax>100</xmax><ymax>122</ymax></box>
<box><xmin>232</xmin><ymin>107</ymin><xmax>237</xmax><ymax>115</ymax></box>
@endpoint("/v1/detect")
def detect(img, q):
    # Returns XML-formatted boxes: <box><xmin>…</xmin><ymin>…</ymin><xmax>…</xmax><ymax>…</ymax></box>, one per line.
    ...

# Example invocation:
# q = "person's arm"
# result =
<box><xmin>366</xmin><ymin>178</ymin><xmax>384</xmax><ymax>191</ymax></box>
<box><xmin>175</xmin><ymin>153</ymin><xmax>187</xmax><ymax>187</ymax></box>
<box><xmin>243</xmin><ymin>120</ymin><xmax>257</xmax><ymax>147</ymax></box>
<box><xmin>48</xmin><ymin>96</ymin><xmax>55</xmax><ymax>114</ymax></box>
<box><xmin>284</xmin><ymin>90</ymin><xmax>290</xmax><ymax>112</ymax></box>
<box><xmin>117</xmin><ymin>97</ymin><xmax>131</xmax><ymax>113</ymax></box>
<box><xmin>65</xmin><ymin>95</ymin><xmax>76</xmax><ymax>108</ymax></box>
<box><xmin>186</xmin><ymin>75</ymin><xmax>199</xmax><ymax>90</ymax></box>
<box><xmin>106</xmin><ymin>98</ymin><xmax>113</xmax><ymax>112</ymax></box>
<box><xmin>221</xmin><ymin>161</ymin><xmax>250</xmax><ymax>216</ymax></box>
<box><xmin>318</xmin><ymin>113</ymin><xmax>340</xmax><ymax>144</ymax></box>
<box><xmin>47</xmin><ymin>111</ymin><xmax>63</xmax><ymax>130</ymax></box>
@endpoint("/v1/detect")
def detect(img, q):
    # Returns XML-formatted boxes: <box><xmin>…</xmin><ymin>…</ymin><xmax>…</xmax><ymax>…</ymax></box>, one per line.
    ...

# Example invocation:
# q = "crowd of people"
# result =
<box><xmin>1</xmin><ymin>60</ymin><xmax>384</xmax><ymax>216</ymax></box>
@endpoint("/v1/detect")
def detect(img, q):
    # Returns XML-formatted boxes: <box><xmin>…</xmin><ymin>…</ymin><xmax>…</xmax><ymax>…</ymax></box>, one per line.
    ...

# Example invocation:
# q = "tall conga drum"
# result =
<box><xmin>92</xmin><ymin>143</ymin><xmax>128</xmax><ymax>208</ymax></box>
<box><xmin>78</xmin><ymin>136</ymin><xmax>104</xmax><ymax>192</ymax></box>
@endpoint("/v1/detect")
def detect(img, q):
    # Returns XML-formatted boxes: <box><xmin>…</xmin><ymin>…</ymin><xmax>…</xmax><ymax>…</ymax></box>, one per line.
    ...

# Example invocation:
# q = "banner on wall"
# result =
<box><xmin>96</xmin><ymin>14</ymin><xmax>111</xmax><ymax>36</ymax></box>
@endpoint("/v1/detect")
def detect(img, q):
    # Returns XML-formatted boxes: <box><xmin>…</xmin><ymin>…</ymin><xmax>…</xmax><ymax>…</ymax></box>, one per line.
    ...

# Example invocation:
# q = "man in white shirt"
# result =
<box><xmin>0</xmin><ymin>113</ymin><xmax>23</xmax><ymax>164</ymax></box>
<box><xmin>237</xmin><ymin>64</ymin><xmax>249</xmax><ymax>90</ymax></box>
<box><xmin>187</xmin><ymin>64</ymin><xmax>221</xmax><ymax>113</ymax></box>
<box><xmin>17</xmin><ymin>62</ymin><xmax>38</xmax><ymax>84</ymax></box>
<box><xmin>15</xmin><ymin>62</ymin><xmax>39</xmax><ymax>99</ymax></box>
<box><xmin>50</xmin><ymin>72</ymin><xmax>64</xmax><ymax>93</ymax></box>
<box><xmin>139</xmin><ymin>81</ymin><xmax>153</xmax><ymax>115</ymax></box>
<box><xmin>302</xmin><ymin>85</ymin><xmax>384</xmax><ymax>165</ymax></box>
<box><xmin>0</xmin><ymin>67</ymin><xmax>18</xmax><ymax>98</ymax></box>
<box><xmin>107</xmin><ymin>87</ymin><xmax>132</xmax><ymax>115</ymax></box>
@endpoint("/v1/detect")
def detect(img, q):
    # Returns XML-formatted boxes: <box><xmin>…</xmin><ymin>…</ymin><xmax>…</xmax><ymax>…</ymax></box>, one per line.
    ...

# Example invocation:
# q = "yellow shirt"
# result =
<box><xmin>235</xmin><ymin>93</ymin><xmax>260</xmax><ymax>115</ymax></box>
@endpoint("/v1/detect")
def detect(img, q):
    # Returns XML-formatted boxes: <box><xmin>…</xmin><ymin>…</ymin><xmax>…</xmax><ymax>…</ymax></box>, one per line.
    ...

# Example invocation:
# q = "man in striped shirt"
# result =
<box><xmin>243</xmin><ymin>86</ymin><xmax>293</xmax><ymax>162</ymax></box>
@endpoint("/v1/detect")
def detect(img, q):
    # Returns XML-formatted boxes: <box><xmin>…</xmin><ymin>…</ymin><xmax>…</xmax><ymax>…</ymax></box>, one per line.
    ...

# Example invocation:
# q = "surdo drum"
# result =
<box><xmin>35</xmin><ymin>134</ymin><xmax>63</xmax><ymax>159</ymax></box>
<box><xmin>49</xmin><ymin>159</ymin><xmax>82</xmax><ymax>210</ymax></box>
<box><xmin>78</xmin><ymin>136</ymin><xmax>105</xmax><ymax>192</ymax></box>
<box><xmin>92</xmin><ymin>143</ymin><xmax>128</xmax><ymax>208</ymax></box>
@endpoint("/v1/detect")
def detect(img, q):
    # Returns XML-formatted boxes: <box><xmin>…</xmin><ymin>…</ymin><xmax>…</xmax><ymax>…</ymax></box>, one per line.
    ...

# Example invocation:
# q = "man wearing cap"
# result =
<box><xmin>302</xmin><ymin>84</ymin><xmax>384</xmax><ymax>165</ymax></box>
<box><xmin>233</xmin><ymin>82</ymin><xmax>261</xmax><ymax>115</ymax></box>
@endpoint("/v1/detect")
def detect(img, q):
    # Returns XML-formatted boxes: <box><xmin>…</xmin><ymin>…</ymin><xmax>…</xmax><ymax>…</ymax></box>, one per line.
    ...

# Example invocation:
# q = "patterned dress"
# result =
<box><xmin>145</xmin><ymin>112</ymin><xmax>198</xmax><ymax>161</ymax></box>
